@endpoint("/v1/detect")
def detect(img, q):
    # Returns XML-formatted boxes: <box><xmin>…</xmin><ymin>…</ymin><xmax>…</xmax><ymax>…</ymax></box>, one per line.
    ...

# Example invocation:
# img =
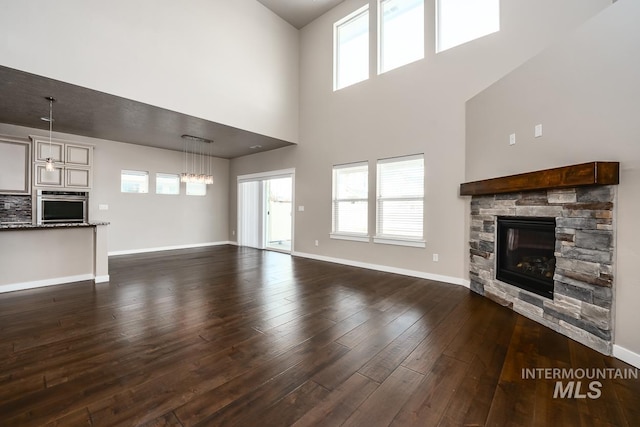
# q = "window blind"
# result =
<box><xmin>376</xmin><ymin>154</ymin><xmax>424</xmax><ymax>241</ymax></box>
<box><xmin>332</xmin><ymin>162</ymin><xmax>368</xmax><ymax>236</ymax></box>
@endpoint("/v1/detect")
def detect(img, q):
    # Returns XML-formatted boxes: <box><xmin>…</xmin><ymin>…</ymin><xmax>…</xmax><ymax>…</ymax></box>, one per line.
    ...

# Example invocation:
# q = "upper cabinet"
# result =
<box><xmin>65</xmin><ymin>144</ymin><xmax>92</xmax><ymax>166</ymax></box>
<box><xmin>31</xmin><ymin>136</ymin><xmax>93</xmax><ymax>189</ymax></box>
<box><xmin>34</xmin><ymin>139</ymin><xmax>64</xmax><ymax>163</ymax></box>
<box><xmin>0</xmin><ymin>137</ymin><xmax>31</xmax><ymax>195</ymax></box>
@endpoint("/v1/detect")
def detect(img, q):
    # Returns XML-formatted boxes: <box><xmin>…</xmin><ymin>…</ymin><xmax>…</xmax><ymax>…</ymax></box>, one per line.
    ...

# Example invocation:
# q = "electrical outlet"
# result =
<box><xmin>315</xmin><ymin>240</ymin><xmax>319</xmax><ymax>247</ymax></box>
<box><xmin>98</xmin><ymin>204</ymin><xmax>109</xmax><ymax>211</ymax></box>
<box><xmin>298</xmin><ymin>206</ymin><xmax>305</xmax><ymax>212</ymax></box>
<box><xmin>433</xmin><ymin>254</ymin><xmax>439</xmax><ymax>262</ymax></box>
<box><xmin>3</xmin><ymin>202</ymin><xmax>10</xmax><ymax>209</ymax></box>
<box><xmin>509</xmin><ymin>133</ymin><xmax>516</xmax><ymax>146</ymax></box>
<box><xmin>232</xmin><ymin>230</ymin><xmax>235</xmax><ymax>236</ymax></box>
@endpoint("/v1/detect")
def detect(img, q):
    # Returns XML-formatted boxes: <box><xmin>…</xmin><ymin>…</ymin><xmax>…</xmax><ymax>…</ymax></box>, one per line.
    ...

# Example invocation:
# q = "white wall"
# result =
<box><xmin>230</xmin><ymin>0</ymin><xmax>611</xmax><ymax>282</ymax></box>
<box><xmin>465</xmin><ymin>0</ymin><xmax>640</xmax><ymax>361</ymax></box>
<box><xmin>0</xmin><ymin>0</ymin><xmax>299</xmax><ymax>143</ymax></box>
<box><xmin>0</xmin><ymin>123</ymin><xmax>230</xmax><ymax>253</ymax></box>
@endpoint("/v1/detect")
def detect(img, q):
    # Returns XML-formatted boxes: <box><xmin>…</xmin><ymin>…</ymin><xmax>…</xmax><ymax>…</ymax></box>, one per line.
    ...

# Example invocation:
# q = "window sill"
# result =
<box><xmin>330</xmin><ymin>233</ymin><xmax>370</xmax><ymax>243</ymax></box>
<box><xmin>373</xmin><ymin>236</ymin><xmax>426</xmax><ymax>248</ymax></box>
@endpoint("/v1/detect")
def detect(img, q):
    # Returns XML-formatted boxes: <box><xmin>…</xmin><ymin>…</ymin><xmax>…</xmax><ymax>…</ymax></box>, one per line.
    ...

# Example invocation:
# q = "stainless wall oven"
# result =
<box><xmin>37</xmin><ymin>190</ymin><xmax>88</xmax><ymax>224</ymax></box>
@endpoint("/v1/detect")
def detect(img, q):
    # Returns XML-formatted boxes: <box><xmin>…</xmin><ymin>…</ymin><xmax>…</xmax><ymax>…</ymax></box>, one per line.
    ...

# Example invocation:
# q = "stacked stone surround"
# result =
<box><xmin>0</xmin><ymin>194</ymin><xmax>32</xmax><ymax>223</ymax></box>
<box><xmin>469</xmin><ymin>186</ymin><xmax>615</xmax><ymax>355</ymax></box>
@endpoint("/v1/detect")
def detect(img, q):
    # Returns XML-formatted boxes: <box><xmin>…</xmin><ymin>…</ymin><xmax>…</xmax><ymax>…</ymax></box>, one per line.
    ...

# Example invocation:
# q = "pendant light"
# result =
<box><xmin>180</xmin><ymin>134</ymin><xmax>214</xmax><ymax>184</ymax></box>
<box><xmin>41</xmin><ymin>96</ymin><xmax>56</xmax><ymax>172</ymax></box>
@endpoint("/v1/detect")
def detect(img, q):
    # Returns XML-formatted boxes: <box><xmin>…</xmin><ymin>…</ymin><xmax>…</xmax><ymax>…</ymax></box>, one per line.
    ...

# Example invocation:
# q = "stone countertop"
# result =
<box><xmin>0</xmin><ymin>221</ymin><xmax>110</xmax><ymax>231</ymax></box>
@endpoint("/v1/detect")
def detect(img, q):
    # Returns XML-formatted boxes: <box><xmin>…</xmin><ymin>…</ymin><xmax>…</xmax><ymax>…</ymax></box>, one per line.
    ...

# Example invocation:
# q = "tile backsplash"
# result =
<box><xmin>0</xmin><ymin>195</ymin><xmax>32</xmax><ymax>223</ymax></box>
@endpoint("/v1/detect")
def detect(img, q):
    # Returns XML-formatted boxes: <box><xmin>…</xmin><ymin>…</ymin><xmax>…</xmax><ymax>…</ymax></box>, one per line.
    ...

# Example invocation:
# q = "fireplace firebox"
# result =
<box><xmin>496</xmin><ymin>217</ymin><xmax>556</xmax><ymax>299</ymax></box>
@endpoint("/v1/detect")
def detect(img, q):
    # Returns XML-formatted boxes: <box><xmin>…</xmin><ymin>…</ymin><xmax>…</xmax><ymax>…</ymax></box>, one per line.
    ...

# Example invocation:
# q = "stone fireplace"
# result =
<box><xmin>460</xmin><ymin>162</ymin><xmax>619</xmax><ymax>355</ymax></box>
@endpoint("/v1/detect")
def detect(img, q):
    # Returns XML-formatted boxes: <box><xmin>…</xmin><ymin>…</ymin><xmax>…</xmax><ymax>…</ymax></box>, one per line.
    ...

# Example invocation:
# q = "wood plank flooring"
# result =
<box><xmin>0</xmin><ymin>245</ymin><xmax>638</xmax><ymax>426</ymax></box>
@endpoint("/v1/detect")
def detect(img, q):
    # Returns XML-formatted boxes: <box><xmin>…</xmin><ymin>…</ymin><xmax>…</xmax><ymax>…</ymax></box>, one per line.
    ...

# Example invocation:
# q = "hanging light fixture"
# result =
<box><xmin>180</xmin><ymin>134</ymin><xmax>214</xmax><ymax>184</ymax></box>
<box><xmin>41</xmin><ymin>96</ymin><xmax>56</xmax><ymax>171</ymax></box>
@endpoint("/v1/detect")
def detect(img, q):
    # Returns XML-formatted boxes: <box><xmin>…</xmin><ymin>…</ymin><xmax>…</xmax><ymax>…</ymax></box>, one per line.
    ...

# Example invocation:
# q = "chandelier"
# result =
<box><xmin>41</xmin><ymin>96</ymin><xmax>57</xmax><ymax>172</ymax></box>
<box><xmin>180</xmin><ymin>134</ymin><xmax>214</xmax><ymax>184</ymax></box>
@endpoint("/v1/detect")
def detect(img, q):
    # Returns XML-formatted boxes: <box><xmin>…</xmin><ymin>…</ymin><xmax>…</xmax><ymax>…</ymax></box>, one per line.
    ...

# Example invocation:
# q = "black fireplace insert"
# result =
<box><xmin>496</xmin><ymin>217</ymin><xmax>556</xmax><ymax>299</ymax></box>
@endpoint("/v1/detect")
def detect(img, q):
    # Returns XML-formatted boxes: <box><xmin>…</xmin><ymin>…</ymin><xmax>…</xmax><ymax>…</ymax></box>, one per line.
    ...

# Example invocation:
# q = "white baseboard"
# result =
<box><xmin>613</xmin><ymin>344</ymin><xmax>640</xmax><ymax>369</ymax></box>
<box><xmin>291</xmin><ymin>251</ymin><xmax>467</xmax><ymax>287</ymax></box>
<box><xmin>0</xmin><ymin>274</ymin><xmax>95</xmax><ymax>294</ymax></box>
<box><xmin>108</xmin><ymin>241</ymin><xmax>233</xmax><ymax>256</ymax></box>
<box><xmin>95</xmin><ymin>275</ymin><xmax>110</xmax><ymax>283</ymax></box>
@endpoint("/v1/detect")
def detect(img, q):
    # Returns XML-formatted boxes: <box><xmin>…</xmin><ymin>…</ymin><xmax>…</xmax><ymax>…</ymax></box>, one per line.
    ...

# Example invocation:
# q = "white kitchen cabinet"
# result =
<box><xmin>0</xmin><ymin>138</ymin><xmax>31</xmax><ymax>194</ymax></box>
<box><xmin>34</xmin><ymin>164</ymin><xmax>64</xmax><ymax>187</ymax></box>
<box><xmin>65</xmin><ymin>144</ymin><xmax>92</xmax><ymax>167</ymax></box>
<box><xmin>34</xmin><ymin>139</ymin><xmax>64</xmax><ymax>163</ymax></box>
<box><xmin>31</xmin><ymin>136</ymin><xmax>93</xmax><ymax>189</ymax></box>
<box><xmin>65</xmin><ymin>167</ymin><xmax>91</xmax><ymax>188</ymax></box>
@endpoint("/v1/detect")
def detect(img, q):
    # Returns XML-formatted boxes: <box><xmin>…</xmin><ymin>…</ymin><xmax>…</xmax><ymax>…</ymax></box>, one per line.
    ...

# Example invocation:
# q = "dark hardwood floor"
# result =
<box><xmin>0</xmin><ymin>245</ymin><xmax>638</xmax><ymax>426</ymax></box>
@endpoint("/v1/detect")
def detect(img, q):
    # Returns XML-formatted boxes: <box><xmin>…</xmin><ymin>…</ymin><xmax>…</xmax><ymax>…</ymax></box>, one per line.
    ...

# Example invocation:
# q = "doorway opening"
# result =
<box><xmin>237</xmin><ymin>169</ymin><xmax>294</xmax><ymax>254</ymax></box>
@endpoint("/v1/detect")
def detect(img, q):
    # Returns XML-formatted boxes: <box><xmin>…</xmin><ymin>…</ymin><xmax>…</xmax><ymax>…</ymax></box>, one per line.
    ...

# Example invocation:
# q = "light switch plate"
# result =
<box><xmin>298</xmin><ymin>206</ymin><xmax>305</xmax><ymax>212</ymax></box>
<box><xmin>99</xmin><ymin>204</ymin><xmax>109</xmax><ymax>211</ymax></box>
<box><xmin>3</xmin><ymin>202</ymin><xmax>10</xmax><ymax>209</ymax></box>
<box><xmin>534</xmin><ymin>124</ymin><xmax>543</xmax><ymax>138</ymax></box>
<box><xmin>509</xmin><ymin>133</ymin><xmax>516</xmax><ymax>145</ymax></box>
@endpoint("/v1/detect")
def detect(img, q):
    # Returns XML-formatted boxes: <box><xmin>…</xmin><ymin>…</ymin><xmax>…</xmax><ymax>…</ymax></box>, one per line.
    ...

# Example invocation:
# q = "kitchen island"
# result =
<box><xmin>0</xmin><ymin>222</ymin><xmax>109</xmax><ymax>293</ymax></box>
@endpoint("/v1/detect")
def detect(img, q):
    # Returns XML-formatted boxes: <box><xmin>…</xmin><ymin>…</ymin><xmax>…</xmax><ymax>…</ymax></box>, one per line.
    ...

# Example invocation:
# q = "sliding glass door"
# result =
<box><xmin>238</xmin><ymin>180</ymin><xmax>263</xmax><ymax>249</ymax></box>
<box><xmin>264</xmin><ymin>177</ymin><xmax>292</xmax><ymax>252</ymax></box>
<box><xmin>237</xmin><ymin>170</ymin><xmax>294</xmax><ymax>253</ymax></box>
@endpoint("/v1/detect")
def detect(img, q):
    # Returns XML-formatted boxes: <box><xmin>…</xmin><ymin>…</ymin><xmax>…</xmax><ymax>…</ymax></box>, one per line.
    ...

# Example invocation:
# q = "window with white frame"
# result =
<box><xmin>334</xmin><ymin>5</ymin><xmax>369</xmax><ymax>91</ymax></box>
<box><xmin>331</xmin><ymin>162</ymin><xmax>369</xmax><ymax>240</ymax></box>
<box><xmin>375</xmin><ymin>154</ymin><xmax>424</xmax><ymax>246</ymax></box>
<box><xmin>436</xmin><ymin>0</ymin><xmax>500</xmax><ymax>52</ymax></box>
<box><xmin>156</xmin><ymin>173</ymin><xmax>180</xmax><ymax>195</ymax></box>
<box><xmin>186</xmin><ymin>181</ymin><xmax>206</xmax><ymax>196</ymax></box>
<box><xmin>121</xmin><ymin>170</ymin><xmax>149</xmax><ymax>193</ymax></box>
<box><xmin>379</xmin><ymin>0</ymin><xmax>424</xmax><ymax>74</ymax></box>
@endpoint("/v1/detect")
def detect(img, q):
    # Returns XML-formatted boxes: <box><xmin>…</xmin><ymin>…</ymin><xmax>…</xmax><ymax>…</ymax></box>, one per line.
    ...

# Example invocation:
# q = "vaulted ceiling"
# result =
<box><xmin>256</xmin><ymin>0</ymin><xmax>345</xmax><ymax>28</ymax></box>
<box><xmin>0</xmin><ymin>2</ymin><xmax>344</xmax><ymax>158</ymax></box>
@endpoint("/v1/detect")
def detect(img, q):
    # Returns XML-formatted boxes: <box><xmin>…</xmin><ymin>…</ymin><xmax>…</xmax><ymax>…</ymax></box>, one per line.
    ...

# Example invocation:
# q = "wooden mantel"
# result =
<box><xmin>460</xmin><ymin>161</ymin><xmax>619</xmax><ymax>196</ymax></box>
